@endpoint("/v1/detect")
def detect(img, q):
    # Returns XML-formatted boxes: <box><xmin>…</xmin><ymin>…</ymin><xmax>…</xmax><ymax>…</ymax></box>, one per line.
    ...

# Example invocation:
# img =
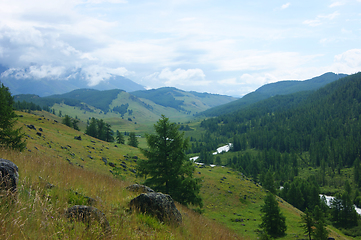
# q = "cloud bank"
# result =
<box><xmin>0</xmin><ymin>0</ymin><xmax>360</xmax><ymax>96</ymax></box>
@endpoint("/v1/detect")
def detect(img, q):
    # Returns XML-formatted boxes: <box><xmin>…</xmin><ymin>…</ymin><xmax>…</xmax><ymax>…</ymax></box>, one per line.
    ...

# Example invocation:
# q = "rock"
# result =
<box><xmin>74</xmin><ymin>136</ymin><xmax>82</xmax><ymax>140</ymax></box>
<box><xmin>39</xmin><ymin>128</ymin><xmax>43</xmax><ymax>132</ymax></box>
<box><xmin>0</xmin><ymin>159</ymin><xmax>19</xmax><ymax>194</ymax></box>
<box><xmin>65</xmin><ymin>205</ymin><xmax>111</xmax><ymax>233</ymax></box>
<box><xmin>130</xmin><ymin>192</ymin><xmax>182</xmax><ymax>225</ymax></box>
<box><xmin>126</xmin><ymin>184</ymin><xmax>154</xmax><ymax>193</ymax></box>
<box><xmin>36</xmin><ymin>132</ymin><xmax>42</xmax><ymax>137</ymax></box>
<box><xmin>108</xmin><ymin>162</ymin><xmax>115</xmax><ymax>168</ymax></box>
<box><xmin>101</xmin><ymin>157</ymin><xmax>107</xmax><ymax>165</ymax></box>
<box><xmin>27</xmin><ymin>124</ymin><xmax>36</xmax><ymax>130</ymax></box>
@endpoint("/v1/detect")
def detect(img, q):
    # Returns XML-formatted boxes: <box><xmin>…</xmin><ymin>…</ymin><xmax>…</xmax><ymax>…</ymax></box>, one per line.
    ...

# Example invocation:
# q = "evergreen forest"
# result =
<box><xmin>193</xmin><ymin>72</ymin><xmax>361</xmax><ymax>235</ymax></box>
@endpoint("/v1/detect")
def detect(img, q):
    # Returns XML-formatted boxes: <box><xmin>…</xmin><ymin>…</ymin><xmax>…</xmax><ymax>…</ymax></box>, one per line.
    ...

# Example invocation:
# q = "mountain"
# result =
<box><xmin>131</xmin><ymin>87</ymin><xmax>237</xmax><ymax>112</ymax></box>
<box><xmin>13</xmin><ymin>87</ymin><xmax>237</xmax><ymax>126</ymax></box>
<box><xmin>0</xmin><ymin>65</ymin><xmax>145</xmax><ymax>96</ymax></box>
<box><xmin>199</xmin><ymin>72</ymin><xmax>348</xmax><ymax>117</ymax></box>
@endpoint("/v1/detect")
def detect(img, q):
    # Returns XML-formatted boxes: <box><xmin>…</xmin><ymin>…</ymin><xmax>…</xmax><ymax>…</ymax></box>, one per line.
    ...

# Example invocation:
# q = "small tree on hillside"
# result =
<box><xmin>62</xmin><ymin>115</ymin><xmax>72</xmax><ymax>127</ymax></box>
<box><xmin>72</xmin><ymin>119</ymin><xmax>80</xmax><ymax>131</ymax></box>
<box><xmin>116</xmin><ymin>130</ymin><xmax>125</xmax><ymax>144</ymax></box>
<box><xmin>128</xmin><ymin>132</ymin><xmax>138</xmax><ymax>147</ymax></box>
<box><xmin>0</xmin><ymin>83</ymin><xmax>26</xmax><ymax>151</ymax></box>
<box><xmin>137</xmin><ymin>115</ymin><xmax>203</xmax><ymax>207</ymax></box>
<box><xmin>300</xmin><ymin>208</ymin><xmax>314</xmax><ymax>240</ymax></box>
<box><xmin>260</xmin><ymin>193</ymin><xmax>287</xmax><ymax>238</ymax></box>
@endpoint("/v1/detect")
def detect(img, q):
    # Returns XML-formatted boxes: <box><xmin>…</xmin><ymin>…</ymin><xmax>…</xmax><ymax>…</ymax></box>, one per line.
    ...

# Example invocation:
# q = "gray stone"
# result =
<box><xmin>65</xmin><ymin>205</ymin><xmax>111</xmax><ymax>233</ymax></box>
<box><xmin>0</xmin><ymin>159</ymin><xmax>19</xmax><ymax>194</ymax></box>
<box><xmin>129</xmin><ymin>192</ymin><xmax>182</xmax><ymax>225</ymax></box>
<box><xmin>126</xmin><ymin>184</ymin><xmax>154</xmax><ymax>193</ymax></box>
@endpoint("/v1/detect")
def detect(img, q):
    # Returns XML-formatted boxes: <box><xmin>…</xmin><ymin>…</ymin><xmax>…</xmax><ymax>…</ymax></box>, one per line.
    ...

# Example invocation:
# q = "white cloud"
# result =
<box><xmin>159</xmin><ymin>68</ymin><xmax>206</xmax><ymax>85</ymax></box>
<box><xmin>332</xmin><ymin>49</ymin><xmax>361</xmax><ymax>73</ymax></box>
<box><xmin>329</xmin><ymin>1</ymin><xmax>345</xmax><ymax>7</ymax></box>
<box><xmin>281</xmin><ymin>3</ymin><xmax>291</xmax><ymax>9</ymax></box>
<box><xmin>303</xmin><ymin>11</ymin><xmax>340</xmax><ymax>26</ymax></box>
<box><xmin>81</xmin><ymin>65</ymin><xmax>131</xmax><ymax>86</ymax></box>
<box><xmin>1</xmin><ymin>65</ymin><xmax>66</xmax><ymax>80</ymax></box>
<box><xmin>87</xmin><ymin>0</ymin><xmax>127</xmax><ymax>3</ymax></box>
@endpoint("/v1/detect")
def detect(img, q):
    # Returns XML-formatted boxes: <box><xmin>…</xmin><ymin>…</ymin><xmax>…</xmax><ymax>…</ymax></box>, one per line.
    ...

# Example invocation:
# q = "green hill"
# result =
<box><xmin>13</xmin><ymin>87</ymin><xmax>237</xmax><ymax>133</ymax></box>
<box><xmin>193</xmin><ymin>72</ymin><xmax>361</xmax><ymax>238</ymax></box>
<box><xmin>0</xmin><ymin>110</ymin><xmax>349</xmax><ymax>239</ymax></box>
<box><xmin>199</xmin><ymin>72</ymin><xmax>347</xmax><ymax>117</ymax></box>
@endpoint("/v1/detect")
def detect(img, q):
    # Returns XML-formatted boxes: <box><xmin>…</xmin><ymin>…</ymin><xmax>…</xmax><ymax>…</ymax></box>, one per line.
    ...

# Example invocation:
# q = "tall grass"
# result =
<box><xmin>0</xmin><ymin>148</ymin><xmax>243</xmax><ymax>239</ymax></box>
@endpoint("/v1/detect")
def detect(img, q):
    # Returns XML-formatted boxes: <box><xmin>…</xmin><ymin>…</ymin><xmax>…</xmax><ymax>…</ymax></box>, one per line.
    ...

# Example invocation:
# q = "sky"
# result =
<box><xmin>0</xmin><ymin>0</ymin><xmax>361</xmax><ymax>97</ymax></box>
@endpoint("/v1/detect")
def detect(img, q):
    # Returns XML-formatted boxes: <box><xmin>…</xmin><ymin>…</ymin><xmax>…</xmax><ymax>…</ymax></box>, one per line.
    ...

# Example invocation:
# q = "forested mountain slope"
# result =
<box><xmin>201</xmin><ymin>72</ymin><xmax>361</xmax><ymax>169</ymax></box>
<box><xmin>13</xmin><ymin>87</ymin><xmax>237</xmax><ymax>124</ymax></box>
<box><xmin>200</xmin><ymin>72</ymin><xmax>347</xmax><ymax>117</ymax></box>
<box><xmin>131</xmin><ymin>87</ymin><xmax>237</xmax><ymax>111</ymax></box>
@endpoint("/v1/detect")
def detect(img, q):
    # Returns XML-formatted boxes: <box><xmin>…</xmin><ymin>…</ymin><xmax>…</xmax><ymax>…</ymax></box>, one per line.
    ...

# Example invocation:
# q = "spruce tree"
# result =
<box><xmin>128</xmin><ymin>132</ymin><xmax>138</xmax><ymax>147</ymax></box>
<box><xmin>0</xmin><ymin>83</ymin><xmax>26</xmax><ymax>151</ymax></box>
<box><xmin>260</xmin><ymin>193</ymin><xmax>287</xmax><ymax>238</ymax></box>
<box><xmin>300</xmin><ymin>208</ymin><xmax>314</xmax><ymax>240</ymax></box>
<box><xmin>137</xmin><ymin>115</ymin><xmax>202</xmax><ymax>207</ymax></box>
<box><xmin>116</xmin><ymin>130</ymin><xmax>125</xmax><ymax>144</ymax></box>
<box><xmin>62</xmin><ymin>115</ymin><xmax>72</xmax><ymax>127</ymax></box>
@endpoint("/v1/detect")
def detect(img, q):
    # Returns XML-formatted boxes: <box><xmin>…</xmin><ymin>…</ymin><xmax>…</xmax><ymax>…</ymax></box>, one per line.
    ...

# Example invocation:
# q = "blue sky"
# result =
<box><xmin>0</xmin><ymin>0</ymin><xmax>360</xmax><ymax>96</ymax></box>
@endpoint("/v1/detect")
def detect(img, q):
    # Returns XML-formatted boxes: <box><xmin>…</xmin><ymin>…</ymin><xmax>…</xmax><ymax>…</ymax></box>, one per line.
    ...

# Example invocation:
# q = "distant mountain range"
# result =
<box><xmin>13</xmin><ymin>87</ymin><xmax>237</xmax><ymax>122</ymax></box>
<box><xmin>0</xmin><ymin>65</ymin><xmax>145</xmax><ymax>96</ymax></box>
<box><xmin>200</xmin><ymin>72</ymin><xmax>348</xmax><ymax>117</ymax></box>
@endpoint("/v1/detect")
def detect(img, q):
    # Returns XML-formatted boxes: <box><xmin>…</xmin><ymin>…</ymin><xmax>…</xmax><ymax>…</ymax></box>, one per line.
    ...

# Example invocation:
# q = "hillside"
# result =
<box><xmin>0</xmin><ymin>110</ymin><xmax>350</xmax><ymax>239</ymax></box>
<box><xmin>132</xmin><ymin>87</ymin><xmax>237</xmax><ymax>112</ymax></box>
<box><xmin>194</xmin><ymin>72</ymin><xmax>361</xmax><ymax>237</ymax></box>
<box><xmin>12</xmin><ymin>87</ymin><xmax>237</xmax><ymax>132</ymax></box>
<box><xmin>199</xmin><ymin>72</ymin><xmax>347</xmax><ymax>117</ymax></box>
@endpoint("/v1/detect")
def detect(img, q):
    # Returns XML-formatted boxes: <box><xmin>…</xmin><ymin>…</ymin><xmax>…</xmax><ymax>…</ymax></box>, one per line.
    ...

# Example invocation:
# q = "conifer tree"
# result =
<box><xmin>116</xmin><ymin>130</ymin><xmax>125</xmax><ymax>144</ymax></box>
<box><xmin>0</xmin><ymin>83</ymin><xmax>25</xmax><ymax>151</ymax></box>
<box><xmin>137</xmin><ymin>115</ymin><xmax>202</xmax><ymax>207</ymax></box>
<box><xmin>260</xmin><ymin>193</ymin><xmax>287</xmax><ymax>238</ymax></box>
<box><xmin>300</xmin><ymin>208</ymin><xmax>314</xmax><ymax>240</ymax></box>
<box><xmin>128</xmin><ymin>132</ymin><xmax>138</xmax><ymax>147</ymax></box>
<box><xmin>62</xmin><ymin>115</ymin><xmax>72</xmax><ymax>127</ymax></box>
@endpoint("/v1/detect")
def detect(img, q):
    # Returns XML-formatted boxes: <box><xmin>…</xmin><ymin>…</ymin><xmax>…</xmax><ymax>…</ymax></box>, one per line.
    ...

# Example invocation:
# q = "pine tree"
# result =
<box><xmin>137</xmin><ymin>115</ymin><xmax>202</xmax><ymax>207</ymax></box>
<box><xmin>85</xmin><ymin>117</ymin><xmax>97</xmax><ymax>138</ymax></box>
<box><xmin>300</xmin><ymin>208</ymin><xmax>314</xmax><ymax>240</ymax></box>
<box><xmin>128</xmin><ymin>132</ymin><xmax>138</xmax><ymax>147</ymax></box>
<box><xmin>260</xmin><ymin>193</ymin><xmax>287</xmax><ymax>238</ymax></box>
<box><xmin>62</xmin><ymin>115</ymin><xmax>72</xmax><ymax>127</ymax></box>
<box><xmin>104</xmin><ymin>123</ymin><xmax>114</xmax><ymax>142</ymax></box>
<box><xmin>72</xmin><ymin>119</ymin><xmax>80</xmax><ymax>131</ymax></box>
<box><xmin>116</xmin><ymin>130</ymin><xmax>125</xmax><ymax>144</ymax></box>
<box><xmin>0</xmin><ymin>83</ymin><xmax>26</xmax><ymax>151</ymax></box>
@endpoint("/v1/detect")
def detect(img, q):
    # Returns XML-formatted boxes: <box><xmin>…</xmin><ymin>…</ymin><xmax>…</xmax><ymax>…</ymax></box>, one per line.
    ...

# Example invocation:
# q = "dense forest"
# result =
<box><xmin>193</xmin><ymin>72</ymin><xmax>361</xmax><ymax>235</ymax></box>
<box><xmin>131</xmin><ymin>87</ymin><xmax>185</xmax><ymax>110</ymax></box>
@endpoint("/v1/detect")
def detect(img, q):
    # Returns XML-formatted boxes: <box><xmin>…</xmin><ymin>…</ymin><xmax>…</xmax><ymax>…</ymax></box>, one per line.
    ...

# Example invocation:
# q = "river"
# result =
<box><xmin>320</xmin><ymin>194</ymin><xmax>361</xmax><ymax>215</ymax></box>
<box><xmin>190</xmin><ymin>143</ymin><xmax>232</xmax><ymax>165</ymax></box>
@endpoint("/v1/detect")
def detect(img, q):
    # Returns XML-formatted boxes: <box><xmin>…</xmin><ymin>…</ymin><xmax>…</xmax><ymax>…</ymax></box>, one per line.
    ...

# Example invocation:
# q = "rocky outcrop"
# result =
<box><xmin>126</xmin><ymin>184</ymin><xmax>155</xmax><ymax>193</ymax></box>
<box><xmin>0</xmin><ymin>158</ymin><xmax>19</xmax><ymax>194</ymax></box>
<box><xmin>129</xmin><ymin>192</ymin><xmax>182</xmax><ymax>225</ymax></box>
<box><xmin>65</xmin><ymin>205</ymin><xmax>111</xmax><ymax>233</ymax></box>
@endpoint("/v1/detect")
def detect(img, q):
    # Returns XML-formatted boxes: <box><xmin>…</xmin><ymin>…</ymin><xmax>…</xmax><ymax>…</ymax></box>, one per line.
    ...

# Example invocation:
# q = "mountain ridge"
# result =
<box><xmin>199</xmin><ymin>72</ymin><xmax>348</xmax><ymax>117</ymax></box>
<box><xmin>0</xmin><ymin>65</ymin><xmax>145</xmax><ymax>96</ymax></box>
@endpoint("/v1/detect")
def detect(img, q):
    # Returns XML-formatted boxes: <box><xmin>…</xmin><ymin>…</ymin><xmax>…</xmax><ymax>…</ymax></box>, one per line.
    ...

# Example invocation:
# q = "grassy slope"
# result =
<box><xmin>0</xmin><ymin>110</ymin><xmax>351</xmax><ymax>239</ymax></box>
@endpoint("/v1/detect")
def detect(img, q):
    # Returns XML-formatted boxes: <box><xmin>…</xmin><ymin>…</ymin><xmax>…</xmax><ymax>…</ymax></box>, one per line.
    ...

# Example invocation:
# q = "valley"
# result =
<box><xmin>2</xmin><ymin>71</ymin><xmax>361</xmax><ymax>239</ymax></box>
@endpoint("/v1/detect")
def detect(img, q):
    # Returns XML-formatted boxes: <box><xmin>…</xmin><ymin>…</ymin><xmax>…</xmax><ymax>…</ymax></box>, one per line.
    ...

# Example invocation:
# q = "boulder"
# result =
<box><xmin>126</xmin><ymin>184</ymin><xmax>154</xmax><ymax>193</ymax></box>
<box><xmin>74</xmin><ymin>136</ymin><xmax>82</xmax><ymax>140</ymax></box>
<box><xmin>129</xmin><ymin>192</ymin><xmax>182</xmax><ymax>225</ymax></box>
<box><xmin>65</xmin><ymin>205</ymin><xmax>111</xmax><ymax>233</ymax></box>
<box><xmin>0</xmin><ymin>158</ymin><xmax>19</xmax><ymax>194</ymax></box>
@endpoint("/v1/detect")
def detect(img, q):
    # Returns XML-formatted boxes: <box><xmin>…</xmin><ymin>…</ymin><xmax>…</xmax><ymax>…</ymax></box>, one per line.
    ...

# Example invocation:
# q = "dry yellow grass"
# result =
<box><xmin>0</xmin><ymin>146</ymin><xmax>244</xmax><ymax>240</ymax></box>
